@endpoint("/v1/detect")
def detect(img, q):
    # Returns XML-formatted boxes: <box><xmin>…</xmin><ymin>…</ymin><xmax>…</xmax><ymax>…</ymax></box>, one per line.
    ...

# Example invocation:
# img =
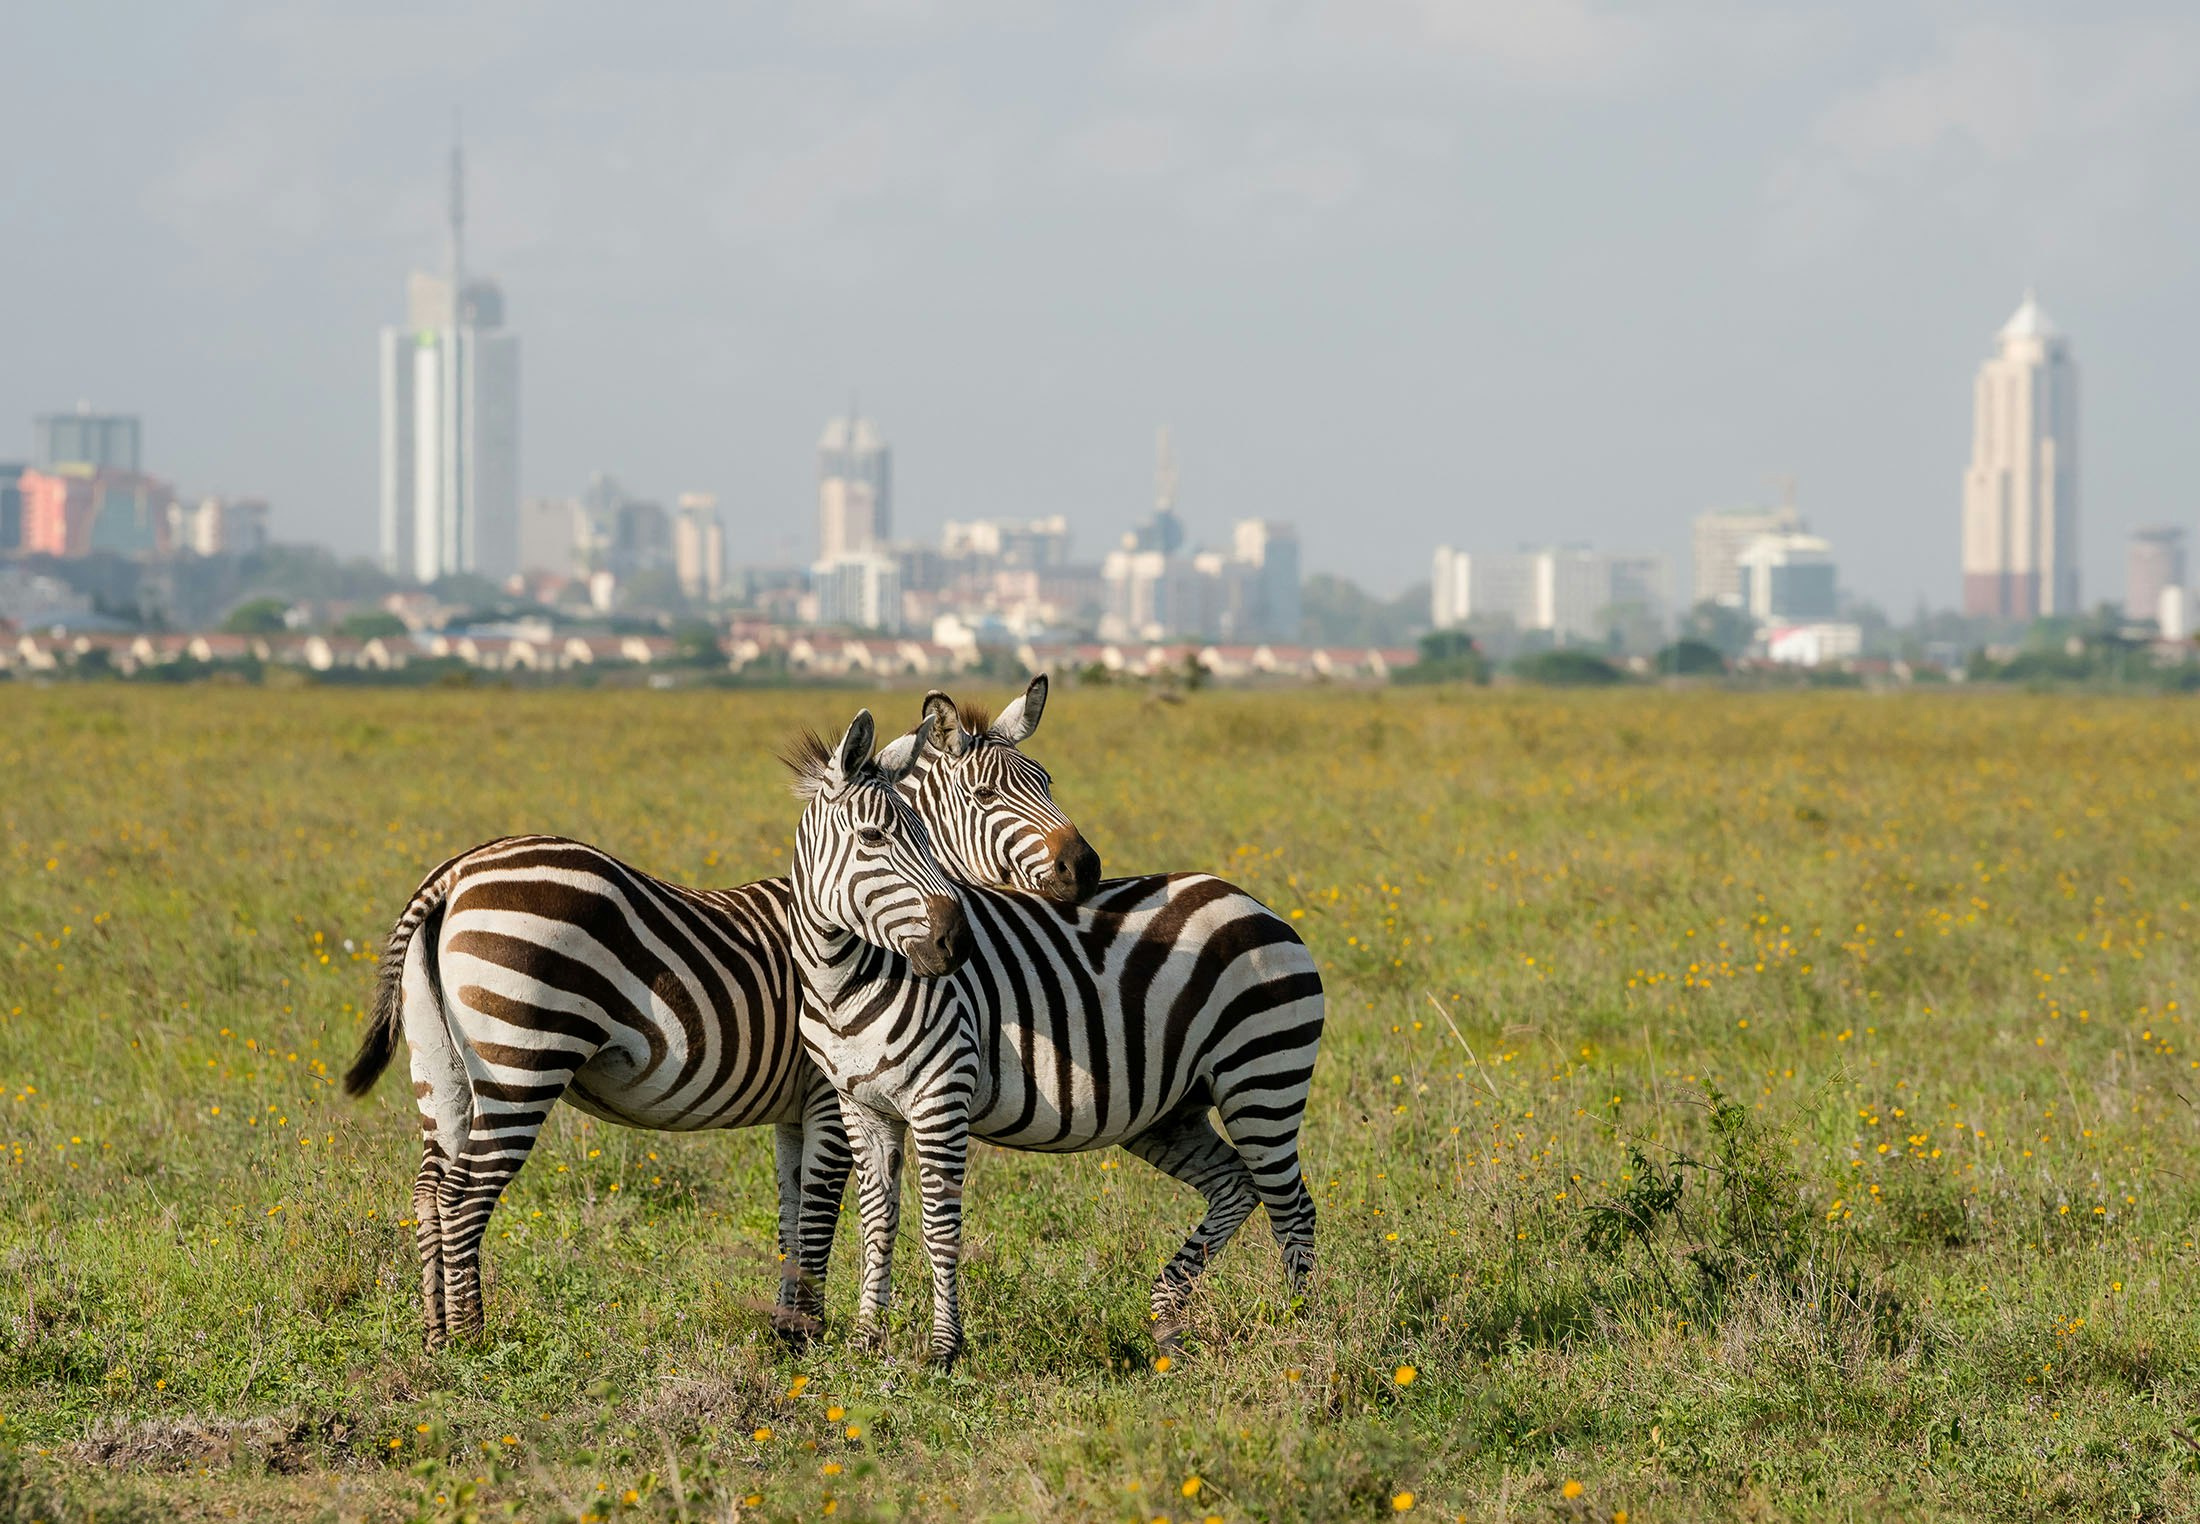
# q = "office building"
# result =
<box><xmin>18</xmin><ymin>466</ymin><xmax>174</xmax><ymax>558</ymax></box>
<box><xmin>1692</xmin><ymin>503</ymin><xmax>1801</xmax><ymax>607</ymax></box>
<box><xmin>1227</xmin><ymin>519</ymin><xmax>1302</xmax><ymax>641</ymax></box>
<box><xmin>518</xmin><ymin>497</ymin><xmax>581</xmax><ymax>577</ymax></box>
<box><xmin>1961</xmin><ymin>290</ymin><xmax>2078</xmax><ymax>619</ymax></box>
<box><xmin>379</xmin><ymin>134</ymin><xmax>521</xmax><ymax>583</ymax></box>
<box><xmin>35</xmin><ymin>409</ymin><xmax>141</xmax><ymax>474</ymax></box>
<box><xmin>812</xmin><ymin>552</ymin><xmax>902</xmax><ymax>633</ymax></box>
<box><xmin>2127</xmin><ymin>526</ymin><xmax>2185</xmax><ymax>627</ymax></box>
<box><xmin>818</xmin><ymin>412</ymin><xmax>890</xmax><ymax>560</ymax></box>
<box><xmin>942</xmin><ymin>515</ymin><xmax>1072</xmax><ymax>569</ymax></box>
<box><xmin>674</xmin><ymin>493</ymin><xmax>726</xmax><ymax>602</ymax></box>
<box><xmin>1429</xmin><ymin>546</ymin><xmax>1668</xmax><ymax>643</ymax></box>
<box><xmin>1735</xmin><ymin>532</ymin><xmax>1838</xmax><ymax>622</ymax></box>
<box><xmin>1101</xmin><ymin>546</ymin><xmax>1198</xmax><ymax>641</ymax></box>
<box><xmin>179</xmin><ymin>496</ymin><xmax>270</xmax><ymax>557</ymax></box>
<box><xmin>614</xmin><ymin>498</ymin><xmax>671</xmax><ymax>577</ymax></box>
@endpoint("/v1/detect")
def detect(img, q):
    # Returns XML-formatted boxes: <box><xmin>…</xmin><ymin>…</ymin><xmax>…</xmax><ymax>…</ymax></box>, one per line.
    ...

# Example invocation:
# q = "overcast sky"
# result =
<box><xmin>7</xmin><ymin>1</ymin><xmax>2198</xmax><ymax>608</ymax></box>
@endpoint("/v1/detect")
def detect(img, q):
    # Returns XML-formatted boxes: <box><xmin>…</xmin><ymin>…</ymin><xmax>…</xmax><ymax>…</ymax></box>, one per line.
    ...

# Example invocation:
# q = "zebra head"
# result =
<box><xmin>788</xmin><ymin>709</ymin><xmax>973</xmax><ymax>978</ymax></box>
<box><xmin>904</xmin><ymin>674</ymin><xmax>1102</xmax><ymax>905</ymax></box>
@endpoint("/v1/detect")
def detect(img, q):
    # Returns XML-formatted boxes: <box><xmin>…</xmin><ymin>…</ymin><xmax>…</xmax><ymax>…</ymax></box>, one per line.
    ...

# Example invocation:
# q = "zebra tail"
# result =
<box><xmin>343</xmin><ymin>874</ymin><xmax>451</xmax><ymax>1098</ymax></box>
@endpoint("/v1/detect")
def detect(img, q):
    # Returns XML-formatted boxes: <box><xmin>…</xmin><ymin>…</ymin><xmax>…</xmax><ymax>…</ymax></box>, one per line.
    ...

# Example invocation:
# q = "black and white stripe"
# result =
<box><xmin>788</xmin><ymin>707</ymin><xmax>1324</xmax><ymax>1370</ymax></box>
<box><xmin>342</xmin><ymin>686</ymin><xmax>1092</xmax><ymax>1350</ymax></box>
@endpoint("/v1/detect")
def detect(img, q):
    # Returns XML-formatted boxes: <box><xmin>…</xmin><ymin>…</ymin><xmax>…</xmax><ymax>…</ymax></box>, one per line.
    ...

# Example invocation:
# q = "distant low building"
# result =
<box><xmin>0</xmin><ymin>564</ymin><xmax>94</xmax><ymax>626</ymax></box>
<box><xmin>1764</xmin><ymin>622</ymin><xmax>1862</xmax><ymax>667</ymax></box>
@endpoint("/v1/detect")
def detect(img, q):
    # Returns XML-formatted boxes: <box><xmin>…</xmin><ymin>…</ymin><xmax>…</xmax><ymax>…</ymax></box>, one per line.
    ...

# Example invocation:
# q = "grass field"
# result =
<box><xmin>6</xmin><ymin>685</ymin><xmax>2200</xmax><ymax>1522</ymax></box>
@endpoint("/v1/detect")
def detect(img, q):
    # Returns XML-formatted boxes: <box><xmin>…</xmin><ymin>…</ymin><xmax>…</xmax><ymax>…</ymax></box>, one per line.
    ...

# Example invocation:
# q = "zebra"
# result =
<box><xmin>787</xmin><ymin>706</ymin><xmax>1324</xmax><ymax>1370</ymax></box>
<box><xmin>341</xmin><ymin>683</ymin><xmax>1090</xmax><ymax>1350</ymax></box>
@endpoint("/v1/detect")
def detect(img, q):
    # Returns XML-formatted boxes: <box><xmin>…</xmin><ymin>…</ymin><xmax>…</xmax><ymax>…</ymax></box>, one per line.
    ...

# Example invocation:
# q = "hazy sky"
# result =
<box><xmin>7</xmin><ymin>2</ymin><xmax>2198</xmax><ymax>608</ymax></box>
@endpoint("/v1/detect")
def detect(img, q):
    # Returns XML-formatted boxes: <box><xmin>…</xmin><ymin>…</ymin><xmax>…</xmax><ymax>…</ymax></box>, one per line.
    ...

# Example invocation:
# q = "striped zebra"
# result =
<box><xmin>787</xmin><ymin>707</ymin><xmax>1324</xmax><ymax>1370</ymax></box>
<box><xmin>341</xmin><ymin>680</ymin><xmax>1089</xmax><ymax>1350</ymax></box>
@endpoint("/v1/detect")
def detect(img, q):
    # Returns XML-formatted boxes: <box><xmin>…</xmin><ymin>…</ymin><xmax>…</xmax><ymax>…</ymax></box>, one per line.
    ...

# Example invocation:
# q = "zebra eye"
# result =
<box><xmin>857</xmin><ymin>825</ymin><xmax>888</xmax><ymax>846</ymax></box>
<box><xmin>972</xmin><ymin>786</ymin><xmax>1000</xmax><ymax>805</ymax></box>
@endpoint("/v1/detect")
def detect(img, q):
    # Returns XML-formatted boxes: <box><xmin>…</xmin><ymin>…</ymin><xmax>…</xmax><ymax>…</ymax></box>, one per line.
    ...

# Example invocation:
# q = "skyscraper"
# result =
<box><xmin>380</xmin><ymin>130</ymin><xmax>521</xmax><ymax>584</ymax></box>
<box><xmin>1961</xmin><ymin>290</ymin><xmax>2077</xmax><ymax>620</ymax></box>
<box><xmin>817</xmin><ymin>411</ymin><xmax>890</xmax><ymax>560</ymax></box>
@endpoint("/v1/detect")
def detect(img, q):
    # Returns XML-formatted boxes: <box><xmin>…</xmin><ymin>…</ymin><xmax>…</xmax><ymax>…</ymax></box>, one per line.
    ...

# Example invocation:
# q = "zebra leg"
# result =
<box><xmin>1120</xmin><ymin>1111</ymin><xmax>1262</xmax><ymax>1349</ymax></box>
<box><xmin>906</xmin><ymin>1114</ymin><xmax>971</xmax><ymax>1371</ymax></box>
<box><xmin>793</xmin><ymin>1075</ymin><xmax>854</xmax><ymax>1341</ymax></box>
<box><xmin>411</xmin><ymin>1153</ymin><xmax>450</xmax><ymax>1349</ymax></box>
<box><xmin>774</xmin><ymin>1077</ymin><xmax>853</xmax><ymax>1347</ymax></box>
<box><xmin>402</xmin><ymin>935</ymin><xmax>471</xmax><ymax>1351</ymax></box>
<box><xmin>838</xmin><ymin>1098</ymin><xmax>907</xmax><ymax>1356</ymax></box>
<box><xmin>1215</xmin><ymin>1097</ymin><xmax>1318</xmax><ymax>1295</ymax></box>
<box><xmin>437</xmin><ymin>1101</ymin><xmax>553</xmax><ymax>1344</ymax></box>
<box><xmin>773</xmin><ymin>1121</ymin><xmax>812</xmax><ymax>1343</ymax></box>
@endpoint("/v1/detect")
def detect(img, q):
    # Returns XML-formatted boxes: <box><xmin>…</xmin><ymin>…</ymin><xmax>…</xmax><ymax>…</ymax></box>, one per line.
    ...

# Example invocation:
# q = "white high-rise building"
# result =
<box><xmin>1962</xmin><ymin>290</ymin><xmax>2077</xmax><ymax>620</ymax></box>
<box><xmin>818</xmin><ymin>412</ymin><xmax>890</xmax><ymax>560</ymax></box>
<box><xmin>379</xmin><ymin>135</ymin><xmax>520</xmax><ymax>585</ymax></box>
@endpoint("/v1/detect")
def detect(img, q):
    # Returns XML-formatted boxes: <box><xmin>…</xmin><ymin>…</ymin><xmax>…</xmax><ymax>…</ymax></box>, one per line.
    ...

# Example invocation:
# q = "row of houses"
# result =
<box><xmin>2</xmin><ymin>627</ymin><xmax>1419</xmax><ymax>684</ymax></box>
<box><xmin>0</xmin><ymin>630</ymin><xmax>687</xmax><ymax>676</ymax></box>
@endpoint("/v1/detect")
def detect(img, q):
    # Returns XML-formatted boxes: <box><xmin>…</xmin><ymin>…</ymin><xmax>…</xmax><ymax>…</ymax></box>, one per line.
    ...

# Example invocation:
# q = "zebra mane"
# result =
<box><xmin>780</xmin><ymin>730</ymin><xmax>837</xmax><ymax>800</ymax></box>
<box><xmin>955</xmin><ymin>699</ymin><xmax>991</xmax><ymax>736</ymax></box>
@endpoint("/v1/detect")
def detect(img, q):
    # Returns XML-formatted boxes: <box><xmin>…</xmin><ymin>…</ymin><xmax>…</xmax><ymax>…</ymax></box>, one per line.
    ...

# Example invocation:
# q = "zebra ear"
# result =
<box><xmin>833</xmin><ymin>710</ymin><xmax>876</xmax><ymax>784</ymax></box>
<box><xmin>922</xmin><ymin>690</ymin><xmax>970</xmax><ymax>757</ymax></box>
<box><xmin>873</xmin><ymin>730</ymin><xmax>922</xmax><ymax>780</ymax></box>
<box><xmin>990</xmin><ymin>673</ymin><xmax>1047</xmax><ymax>747</ymax></box>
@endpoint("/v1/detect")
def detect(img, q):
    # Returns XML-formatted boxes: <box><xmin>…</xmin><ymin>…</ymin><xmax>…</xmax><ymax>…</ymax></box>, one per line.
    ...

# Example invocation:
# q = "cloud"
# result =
<box><xmin>1766</xmin><ymin>18</ymin><xmax>2200</xmax><ymax>265</ymax></box>
<box><xmin>1120</xmin><ymin>0</ymin><xmax>1655</xmax><ymax>96</ymax></box>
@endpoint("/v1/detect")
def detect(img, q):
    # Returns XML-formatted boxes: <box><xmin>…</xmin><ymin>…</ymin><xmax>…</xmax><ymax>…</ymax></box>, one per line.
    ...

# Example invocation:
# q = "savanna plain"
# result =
<box><xmin>5</xmin><ymin>685</ymin><xmax>2200</xmax><ymax>1523</ymax></box>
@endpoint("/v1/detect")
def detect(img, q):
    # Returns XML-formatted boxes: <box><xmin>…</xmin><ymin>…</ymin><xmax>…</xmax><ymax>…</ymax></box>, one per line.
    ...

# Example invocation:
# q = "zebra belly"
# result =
<box><xmin>561</xmin><ymin>1058</ymin><xmax>810</xmax><ymax>1131</ymax></box>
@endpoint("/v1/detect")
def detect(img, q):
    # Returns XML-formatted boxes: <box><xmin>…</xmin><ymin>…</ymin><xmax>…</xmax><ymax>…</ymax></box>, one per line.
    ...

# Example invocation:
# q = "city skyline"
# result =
<box><xmin>6</xmin><ymin>6</ymin><xmax>2200</xmax><ymax>607</ymax></box>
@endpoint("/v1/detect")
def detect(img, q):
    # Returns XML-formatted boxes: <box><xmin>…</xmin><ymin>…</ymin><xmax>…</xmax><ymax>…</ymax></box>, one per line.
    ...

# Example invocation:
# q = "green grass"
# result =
<box><xmin>5</xmin><ymin>685</ymin><xmax>2200</xmax><ymax>1521</ymax></box>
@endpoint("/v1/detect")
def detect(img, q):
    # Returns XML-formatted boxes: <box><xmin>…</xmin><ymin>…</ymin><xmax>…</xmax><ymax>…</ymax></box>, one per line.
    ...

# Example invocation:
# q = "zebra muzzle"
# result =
<box><xmin>907</xmin><ymin>893</ymin><xmax>972</xmax><ymax>976</ymax></box>
<box><xmin>1042</xmin><ymin>826</ymin><xmax>1102</xmax><ymax>904</ymax></box>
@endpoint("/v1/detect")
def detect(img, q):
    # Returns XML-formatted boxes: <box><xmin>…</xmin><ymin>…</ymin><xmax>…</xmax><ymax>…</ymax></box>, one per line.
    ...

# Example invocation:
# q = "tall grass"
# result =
<box><xmin>3</xmin><ymin>686</ymin><xmax>2199</xmax><ymax>1520</ymax></box>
